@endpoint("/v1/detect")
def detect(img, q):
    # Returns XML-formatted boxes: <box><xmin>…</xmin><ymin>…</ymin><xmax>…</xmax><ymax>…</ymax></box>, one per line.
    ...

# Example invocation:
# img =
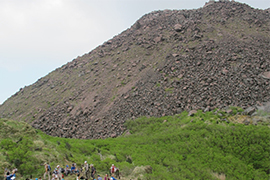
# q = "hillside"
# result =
<box><xmin>0</xmin><ymin>1</ymin><xmax>270</xmax><ymax>139</ymax></box>
<box><xmin>0</xmin><ymin>109</ymin><xmax>270</xmax><ymax>179</ymax></box>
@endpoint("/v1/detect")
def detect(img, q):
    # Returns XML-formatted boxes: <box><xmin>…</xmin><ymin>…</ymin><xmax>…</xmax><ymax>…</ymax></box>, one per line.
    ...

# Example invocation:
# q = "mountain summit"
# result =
<box><xmin>0</xmin><ymin>1</ymin><xmax>269</xmax><ymax>139</ymax></box>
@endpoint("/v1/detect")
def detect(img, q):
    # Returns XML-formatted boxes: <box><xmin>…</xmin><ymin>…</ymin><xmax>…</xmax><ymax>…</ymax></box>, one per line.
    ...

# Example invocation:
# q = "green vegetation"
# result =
<box><xmin>164</xmin><ymin>87</ymin><xmax>174</xmax><ymax>93</ymax></box>
<box><xmin>0</xmin><ymin>109</ymin><xmax>269</xmax><ymax>180</ymax></box>
<box><xmin>111</xmin><ymin>95</ymin><xmax>116</xmax><ymax>102</ymax></box>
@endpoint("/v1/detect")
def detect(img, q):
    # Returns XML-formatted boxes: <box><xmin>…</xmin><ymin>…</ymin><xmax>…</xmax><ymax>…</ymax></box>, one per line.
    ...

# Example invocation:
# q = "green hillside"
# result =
<box><xmin>0</xmin><ymin>108</ymin><xmax>269</xmax><ymax>180</ymax></box>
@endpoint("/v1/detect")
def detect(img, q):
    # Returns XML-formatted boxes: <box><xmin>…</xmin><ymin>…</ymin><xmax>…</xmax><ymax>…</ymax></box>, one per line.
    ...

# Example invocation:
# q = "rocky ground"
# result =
<box><xmin>0</xmin><ymin>1</ymin><xmax>269</xmax><ymax>139</ymax></box>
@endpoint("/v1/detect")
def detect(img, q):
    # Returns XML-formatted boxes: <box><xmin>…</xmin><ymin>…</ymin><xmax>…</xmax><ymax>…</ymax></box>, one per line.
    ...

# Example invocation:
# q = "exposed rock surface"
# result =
<box><xmin>0</xmin><ymin>1</ymin><xmax>269</xmax><ymax>139</ymax></box>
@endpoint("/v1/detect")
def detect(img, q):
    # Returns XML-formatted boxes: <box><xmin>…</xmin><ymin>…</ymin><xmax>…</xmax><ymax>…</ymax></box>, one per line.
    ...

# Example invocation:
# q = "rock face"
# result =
<box><xmin>0</xmin><ymin>1</ymin><xmax>269</xmax><ymax>139</ymax></box>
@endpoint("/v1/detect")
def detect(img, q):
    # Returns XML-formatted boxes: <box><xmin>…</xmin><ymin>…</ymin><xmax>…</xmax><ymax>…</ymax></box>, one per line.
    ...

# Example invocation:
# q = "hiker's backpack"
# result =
<box><xmin>48</xmin><ymin>165</ymin><xmax>51</xmax><ymax>171</ymax></box>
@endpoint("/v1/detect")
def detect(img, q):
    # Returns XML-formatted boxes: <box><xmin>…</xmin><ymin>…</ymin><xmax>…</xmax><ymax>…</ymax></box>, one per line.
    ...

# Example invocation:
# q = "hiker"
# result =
<box><xmin>71</xmin><ymin>164</ymin><xmax>75</xmax><ymax>174</ymax></box>
<box><xmin>10</xmin><ymin>170</ymin><xmax>16</xmax><ymax>180</ymax></box>
<box><xmin>44</xmin><ymin>163</ymin><xmax>51</xmax><ymax>180</ymax></box>
<box><xmin>5</xmin><ymin>171</ymin><xmax>10</xmax><ymax>180</ymax></box>
<box><xmin>110</xmin><ymin>174</ymin><xmax>117</xmax><ymax>180</ymax></box>
<box><xmin>5</xmin><ymin>170</ymin><xmax>16</xmax><ymax>180</ymax></box>
<box><xmin>90</xmin><ymin>164</ymin><xmax>96</xmax><ymax>180</ymax></box>
<box><xmin>53</xmin><ymin>168</ymin><xmax>60</xmax><ymax>180</ymax></box>
<box><xmin>110</xmin><ymin>164</ymin><xmax>116</xmax><ymax>175</ymax></box>
<box><xmin>38</xmin><ymin>177</ymin><xmax>42</xmax><ymax>180</ymax></box>
<box><xmin>71</xmin><ymin>163</ymin><xmax>79</xmax><ymax>174</ymax></box>
<box><xmin>64</xmin><ymin>165</ymin><xmax>70</xmax><ymax>176</ymax></box>
<box><xmin>84</xmin><ymin>161</ymin><xmax>89</xmax><ymax>179</ymax></box>
<box><xmin>110</xmin><ymin>164</ymin><xmax>120</xmax><ymax>179</ymax></box>
<box><xmin>104</xmin><ymin>174</ymin><xmax>109</xmax><ymax>180</ymax></box>
<box><xmin>70</xmin><ymin>163</ymin><xmax>76</xmax><ymax>174</ymax></box>
<box><xmin>97</xmin><ymin>175</ymin><xmax>102</xmax><ymax>180</ymax></box>
<box><xmin>4</xmin><ymin>168</ymin><xmax>9</xmax><ymax>180</ymax></box>
<box><xmin>56</xmin><ymin>165</ymin><xmax>62</xmax><ymax>180</ymax></box>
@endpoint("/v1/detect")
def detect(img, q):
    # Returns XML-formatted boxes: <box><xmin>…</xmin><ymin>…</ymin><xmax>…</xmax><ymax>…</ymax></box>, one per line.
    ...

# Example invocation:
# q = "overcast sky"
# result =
<box><xmin>0</xmin><ymin>0</ymin><xmax>269</xmax><ymax>104</ymax></box>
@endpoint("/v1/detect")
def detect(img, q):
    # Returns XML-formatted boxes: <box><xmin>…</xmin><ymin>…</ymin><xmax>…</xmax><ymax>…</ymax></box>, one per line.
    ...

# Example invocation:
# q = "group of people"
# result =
<box><xmin>3</xmin><ymin>162</ymin><xmax>119</xmax><ymax>180</ymax></box>
<box><xmin>43</xmin><ymin>163</ymin><xmax>80</xmax><ymax>180</ymax></box>
<box><xmin>43</xmin><ymin>162</ymin><xmax>119</xmax><ymax>180</ymax></box>
<box><xmin>82</xmin><ymin>161</ymin><xmax>96</xmax><ymax>180</ymax></box>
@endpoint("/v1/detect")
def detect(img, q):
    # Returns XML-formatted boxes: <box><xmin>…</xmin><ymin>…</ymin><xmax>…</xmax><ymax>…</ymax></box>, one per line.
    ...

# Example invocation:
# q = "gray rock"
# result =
<box><xmin>188</xmin><ymin>110</ymin><xmax>197</xmax><ymax>116</ymax></box>
<box><xmin>261</xmin><ymin>71</ymin><xmax>270</xmax><ymax>79</ymax></box>
<box><xmin>174</xmin><ymin>24</ymin><xmax>183</xmax><ymax>32</ymax></box>
<box><xmin>243</xmin><ymin>107</ymin><xmax>256</xmax><ymax>116</ymax></box>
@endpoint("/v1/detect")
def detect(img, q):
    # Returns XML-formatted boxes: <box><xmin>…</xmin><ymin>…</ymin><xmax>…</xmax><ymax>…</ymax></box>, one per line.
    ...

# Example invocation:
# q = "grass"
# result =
<box><xmin>164</xmin><ymin>87</ymin><xmax>174</xmax><ymax>93</ymax></box>
<box><xmin>111</xmin><ymin>95</ymin><xmax>116</xmax><ymax>102</ymax></box>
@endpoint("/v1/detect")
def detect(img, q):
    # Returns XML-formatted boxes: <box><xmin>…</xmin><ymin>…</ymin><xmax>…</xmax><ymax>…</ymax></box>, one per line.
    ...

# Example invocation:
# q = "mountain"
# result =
<box><xmin>0</xmin><ymin>1</ymin><xmax>269</xmax><ymax>139</ymax></box>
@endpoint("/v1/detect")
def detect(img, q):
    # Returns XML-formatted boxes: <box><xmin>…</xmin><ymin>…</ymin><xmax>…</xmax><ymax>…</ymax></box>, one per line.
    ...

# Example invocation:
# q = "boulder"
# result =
<box><xmin>261</xmin><ymin>71</ymin><xmax>270</xmax><ymax>79</ymax></box>
<box><xmin>243</xmin><ymin>107</ymin><xmax>256</xmax><ymax>116</ymax></box>
<box><xmin>174</xmin><ymin>24</ymin><xmax>183</xmax><ymax>32</ymax></box>
<box><xmin>188</xmin><ymin>110</ymin><xmax>197</xmax><ymax>116</ymax></box>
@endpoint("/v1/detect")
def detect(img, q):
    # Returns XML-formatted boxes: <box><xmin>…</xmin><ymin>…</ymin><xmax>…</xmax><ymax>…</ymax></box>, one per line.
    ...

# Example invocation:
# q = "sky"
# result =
<box><xmin>0</xmin><ymin>0</ymin><xmax>269</xmax><ymax>104</ymax></box>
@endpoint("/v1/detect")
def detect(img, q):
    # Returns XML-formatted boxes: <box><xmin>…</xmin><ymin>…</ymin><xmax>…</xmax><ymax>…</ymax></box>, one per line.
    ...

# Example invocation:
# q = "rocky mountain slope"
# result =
<box><xmin>0</xmin><ymin>1</ymin><xmax>269</xmax><ymax>139</ymax></box>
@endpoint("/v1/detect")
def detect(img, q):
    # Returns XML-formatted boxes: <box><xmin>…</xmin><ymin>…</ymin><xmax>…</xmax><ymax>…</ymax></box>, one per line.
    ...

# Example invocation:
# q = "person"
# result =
<box><xmin>44</xmin><ymin>163</ymin><xmax>51</xmax><ymax>180</ymax></box>
<box><xmin>90</xmin><ymin>164</ymin><xmax>96</xmax><ymax>180</ymax></box>
<box><xmin>38</xmin><ymin>177</ymin><xmax>42</xmax><ymax>180</ymax></box>
<box><xmin>71</xmin><ymin>163</ymin><xmax>79</xmax><ymax>174</ymax></box>
<box><xmin>84</xmin><ymin>161</ymin><xmax>89</xmax><ymax>179</ymax></box>
<box><xmin>110</xmin><ymin>164</ymin><xmax>119</xmax><ymax>178</ymax></box>
<box><xmin>104</xmin><ymin>174</ymin><xmax>109</xmax><ymax>180</ymax></box>
<box><xmin>5</xmin><ymin>170</ymin><xmax>15</xmax><ymax>180</ymax></box>
<box><xmin>97</xmin><ymin>175</ymin><xmax>102</xmax><ymax>180</ymax></box>
<box><xmin>56</xmin><ymin>165</ymin><xmax>62</xmax><ymax>180</ymax></box>
<box><xmin>64</xmin><ymin>165</ymin><xmax>70</xmax><ymax>176</ymax></box>
<box><xmin>5</xmin><ymin>169</ymin><xmax>10</xmax><ymax>180</ymax></box>
<box><xmin>110</xmin><ymin>174</ymin><xmax>117</xmax><ymax>180</ymax></box>
<box><xmin>110</xmin><ymin>164</ymin><xmax>115</xmax><ymax>175</ymax></box>
<box><xmin>71</xmin><ymin>164</ymin><xmax>75</xmax><ymax>174</ymax></box>
<box><xmin>53</xmin><ymin>168</ymin><xmax>60</xmax><ymax>180</ymax></box>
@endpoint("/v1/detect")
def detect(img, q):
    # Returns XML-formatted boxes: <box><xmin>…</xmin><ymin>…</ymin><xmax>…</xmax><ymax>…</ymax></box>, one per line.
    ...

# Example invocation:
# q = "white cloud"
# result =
<box><xmin>0</xmin><ymin>0</ymin><xmax>127</xmax><ymax>70</ymax></box>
